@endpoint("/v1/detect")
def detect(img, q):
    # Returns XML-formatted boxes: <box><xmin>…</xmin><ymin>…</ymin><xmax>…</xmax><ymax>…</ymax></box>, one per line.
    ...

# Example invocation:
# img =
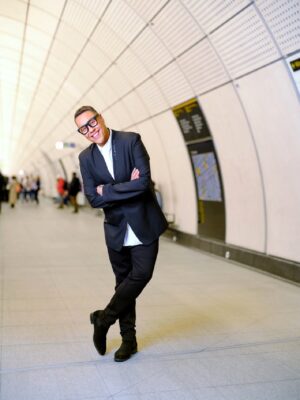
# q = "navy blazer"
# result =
<box><xmin>79</xmin><ymin>130</ymin><xmax>168</xmax><ymax>251</ymax></box>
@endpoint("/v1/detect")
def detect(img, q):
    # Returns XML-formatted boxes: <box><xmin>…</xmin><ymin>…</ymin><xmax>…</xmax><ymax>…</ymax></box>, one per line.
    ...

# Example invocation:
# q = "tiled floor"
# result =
<box><xmin>0</xmin><ymin>200</ymin><xmax>300</xmax><ymax>400</ymax></box>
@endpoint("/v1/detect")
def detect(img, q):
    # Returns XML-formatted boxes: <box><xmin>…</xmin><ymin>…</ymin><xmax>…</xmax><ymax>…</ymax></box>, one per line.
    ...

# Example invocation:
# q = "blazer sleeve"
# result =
<box><xmin>102</xmin><ymin>134</ymin><xmax>151</xmax><ymax>203</ymax></box>
<box><xmin>79</xmin><ymin>156</ymin><xmax>113</xmax><ymax>209</ymax></box>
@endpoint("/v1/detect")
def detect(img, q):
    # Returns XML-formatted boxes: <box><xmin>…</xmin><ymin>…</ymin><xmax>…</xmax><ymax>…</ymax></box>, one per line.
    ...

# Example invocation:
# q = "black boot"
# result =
<box><xmin>90</xmin><ymin>310</ymin><xmax>110</xmax><ymax>356</ymax></box>
<box><xmin>114</xmin><ymin>339</ymin><xmax>138</xmax><ymax>362</ymax></box>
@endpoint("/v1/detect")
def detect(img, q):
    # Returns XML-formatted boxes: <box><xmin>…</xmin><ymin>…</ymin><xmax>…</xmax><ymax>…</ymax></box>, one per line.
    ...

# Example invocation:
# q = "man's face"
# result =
<box><xmin>75</xmin><ymin>111</ymin><xmax>109</xmax><ymax>146</ymax></box>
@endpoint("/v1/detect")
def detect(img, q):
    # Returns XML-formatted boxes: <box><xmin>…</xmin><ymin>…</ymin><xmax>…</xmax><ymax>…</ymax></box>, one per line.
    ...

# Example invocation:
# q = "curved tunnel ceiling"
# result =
<box><xmin>0</xmin><ymin>0</ymin><xmax>299</xmax><ymax>174</ymax></box>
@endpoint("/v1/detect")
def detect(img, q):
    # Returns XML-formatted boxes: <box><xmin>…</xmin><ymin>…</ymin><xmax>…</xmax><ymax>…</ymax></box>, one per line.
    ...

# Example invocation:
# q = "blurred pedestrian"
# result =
<box><xmin>33</xmin><ymin>176</ymin><xmax>41</xmax><ymax>204</ymax></box>
<box><xmin>8</xmin><ymin>176</ymin><xmax>18</xmax><ymax>208</ymax></box>
<box><xmin>68</xmin><ymin>172</ymin><xmax>81</xmax><ymax>213</ymax></box>
<box><xmin>56</xmin><ymin>176</ymin><xmax>65</xmax><ymax>208</ymax></box>
<box><xmin>0</xmin><ymin>170</ymin><xmax>4</xmax><ymax>213</ymax></box>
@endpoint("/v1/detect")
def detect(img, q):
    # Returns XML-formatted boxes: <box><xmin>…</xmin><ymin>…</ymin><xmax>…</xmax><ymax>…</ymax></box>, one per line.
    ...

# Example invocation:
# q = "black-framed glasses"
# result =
<box><xmin>77</xmin><ymin>114</ymin><xmax>99</xmax><ymax>135</ymax></box>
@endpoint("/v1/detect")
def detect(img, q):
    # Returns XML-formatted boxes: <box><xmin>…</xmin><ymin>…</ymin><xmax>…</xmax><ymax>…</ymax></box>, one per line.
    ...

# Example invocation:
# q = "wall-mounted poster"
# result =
<box><xmin>287</xmin><ymin>52</ymin><xmax>300</xmax><ymax>96</ymax></box>
<box><xmin>172</xmin><ymin>97</ymin><xmax>211</xmax><ymax>142</ymax></box>
<box><xmin>191</xmin><ymin>151</ymin><xmax>222</xmax><ymax>202</ymax></box>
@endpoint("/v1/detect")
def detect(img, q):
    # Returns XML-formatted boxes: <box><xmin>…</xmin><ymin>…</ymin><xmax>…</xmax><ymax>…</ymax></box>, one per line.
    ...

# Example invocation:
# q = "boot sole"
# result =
<box><xmin>114</xmin><ymin>348</ymin><xmax>138</xmax><ymax>362</ymax></box>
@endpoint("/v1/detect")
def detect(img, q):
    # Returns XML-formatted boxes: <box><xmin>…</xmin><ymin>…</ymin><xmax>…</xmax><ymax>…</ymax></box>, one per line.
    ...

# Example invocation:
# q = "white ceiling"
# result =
<box><xmin>0</xmin><ymin>0</ymin><xmax>299</xmax><ymax>174</ymax></box>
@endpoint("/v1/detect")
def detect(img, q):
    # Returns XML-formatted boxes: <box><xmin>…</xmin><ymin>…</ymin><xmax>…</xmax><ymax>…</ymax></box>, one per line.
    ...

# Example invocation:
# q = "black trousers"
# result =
<box><xmin>105</xmin><ymin>239</ymin><xmax>159</xmax><ymax>339</ymax></box>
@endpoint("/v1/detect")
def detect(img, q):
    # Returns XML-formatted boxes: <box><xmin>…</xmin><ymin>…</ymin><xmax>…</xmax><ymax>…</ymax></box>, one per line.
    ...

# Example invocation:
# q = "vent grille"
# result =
<box><xmin>256</xmin><ymin>0</ymin><xmax>300</xmax><ymax>55</ymax></box>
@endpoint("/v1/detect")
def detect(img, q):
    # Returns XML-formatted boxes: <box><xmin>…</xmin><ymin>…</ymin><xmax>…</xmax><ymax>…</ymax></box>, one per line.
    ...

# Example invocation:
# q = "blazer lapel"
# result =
<box><xmin>111</xmin><ymin>130</ymin><xmax>119</xmax><ymax>182</ymax></box>
<box><xmin>91</xmin><ymin>143</ymin><xmax>115</xmax><ymax>183</ymax></box>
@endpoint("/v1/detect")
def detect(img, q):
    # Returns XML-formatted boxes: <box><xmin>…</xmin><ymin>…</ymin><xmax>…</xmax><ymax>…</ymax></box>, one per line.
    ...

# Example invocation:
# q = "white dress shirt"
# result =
<box><xmin>97</xmin><ymin>129</ymin><xmax>142</xmax><ymax>246</ymax></box>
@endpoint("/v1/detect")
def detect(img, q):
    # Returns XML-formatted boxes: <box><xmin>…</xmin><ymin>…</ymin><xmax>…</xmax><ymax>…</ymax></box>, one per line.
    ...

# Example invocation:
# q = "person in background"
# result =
<box><xmin>8</xmin><ymin>176</ymin><xmax>18</xmax><ymax>208</ymax></box>
<box><xmin>68</xmin><ymin>172</ymin><xmax>81</xmax><ymax>213</ymax></box>
<box><xmin>56</xmin><ymin>176</ymin><xmax>65</xmax><ymax>209</ymax></box>
<box><xmin>0</xmin><ymin>170</ymin><xmax>4</xmax><ymax>213</ymax></box>
<box><xmin>33</xmin><ymin>176</ymin><xmax>41</xmax><ymax>205</ymax></box>
<box><xmin>75</xmin><ymin>105</ymin><xmax>168</xmax><ymax>362</ymax></box>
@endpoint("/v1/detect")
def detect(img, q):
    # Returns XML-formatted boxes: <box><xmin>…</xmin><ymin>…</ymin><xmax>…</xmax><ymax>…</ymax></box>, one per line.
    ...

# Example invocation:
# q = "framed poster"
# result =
<box><xmin>172</xmin><ymin>97</ymin><xmax>211</xmax><ymax>142</ymax></box>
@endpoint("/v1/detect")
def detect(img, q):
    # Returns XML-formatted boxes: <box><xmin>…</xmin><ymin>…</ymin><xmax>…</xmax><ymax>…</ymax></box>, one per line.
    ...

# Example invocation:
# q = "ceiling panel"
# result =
<box><xmin>130</xmin><ymin>28</ymin><xmax>172</xmax><ymax>75</ymax></box>
<box><xmin>256</xmin><ymin>0</ymin><xmax>300</xmax><ymax>55</ymax></box>
<box><xmin>91</xmin><ymin>22</ymin><xmax>126</xmax><ymax>60</ymax></box>
<box><xmin>152</xmin><ymin>0</ymin><xmax>204</xmax><ymax>57</ymax></box>
<box><xmin>122</xmin><ymin>90</ymin><xmax>149</xmax><ymax>122</ymax></box>
<box><xmin>210</xmin><ymin>5</ymin><xmax>280</xmax><ymax>78</ymax></box>
<box><xmin>177</xmin><ymin>38</ymin><xmax>229</xmax><ymax>94</ymax></box>
<box><xmin>0</xmin><ymin>15</ymin><xmax>23</xmax><ymax>37</ymax></box>
<box><xmin>103</xmin><ymin>0</ymin><xmax>145</xmax><ymax>44</ymax></box>
<box><xmin>62</xmin><ymin>0</ymin><xmax>98</xmax><ymax>38</ymax></box>
<box><xmin>109</xmin><ymin>101</ymin><xmax>133</xmax><ymax>129</ymax></box>
<box><xmin>104</xmin><ymin>64</ymin><xmax>132</xmax><ymax>99</ymax></box>
<box><xmin>0</xmin><ymin>0</ymin><xmax>28</xmax><ymax>22</ymax></box>
<box><xmin>81</xmin><ymin>41</ymin><xmax>111</xmax><ymax>75</ymax></box>
<box><xmin>117</xmin><ymin>49</ymin><xmax>149</xmax><ymax>86</ymax></box>
<box><xmin>125</xmin><ymin>0</ymin><xmax>168</xmax><ymax>21</ymax></box>
<box><xmin>182</xmin><ymin>0</ymin><xmax>251</xmax><ymax>33</ymax></box>
<box><xmin>155</xmin><ymin>61</ymin><xmax>194</xmax><ymax>107</ymax></box>
<box><xmin>27</xmin><ymin>5</ymin><xmax>58</xmax><ymax>33</ymax></box>
<box><xmin>30</xmin><ymin>0</ymin><xmax>66</xmax><ymax>17</ymax></box>
<box><xmin>136</xmin><ymin>78</ymin><xmax>169</xmax><ymax>115</ymax></box>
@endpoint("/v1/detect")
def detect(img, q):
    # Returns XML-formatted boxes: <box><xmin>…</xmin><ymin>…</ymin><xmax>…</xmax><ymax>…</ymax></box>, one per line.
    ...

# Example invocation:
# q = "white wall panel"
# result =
<box><xmin>237</xmin><ymin>62</ymin><xmax>300</xmax><ymax>262</ymax></box>
<box><xmin>136</xmin><ymin>78</ymin><xmax>169</xmax><ymax>115</ymax></box>
<box><xmin>155</xmin><ymin>62</ymin><xmax>194</xmax><ymax>107</ymax></box>
<box><xmin>210</xmin><ymin>5</ymin><xmax>280</xmax><ymax>78</ymax></box>
<box><xmin>200</xmin><ymin>87</ymin><xmax>265</xmax><ymax>251</ymax></box>
<box><xmin>257</xmin><ymin>0</ymin><xmax>300</xmax><ymax>55</ymax></box>
<box><xmin>177</xmin><ymin>38</ymin><xmax>228</xmax><ymax>94</ymax></box>
<box><xmin>152</xmin><ymin>0</ymin><xmax>203</xmax><ymax>57</ymax></box>
<box><xmin>135</xmin><ymin>119</ymin><xmax>174</xmax><ymax>215</ymax></box>
<box><xmin>153</xmin><ymin>111</ymin><xmax>198</xmax><ymax>234</ymax></box>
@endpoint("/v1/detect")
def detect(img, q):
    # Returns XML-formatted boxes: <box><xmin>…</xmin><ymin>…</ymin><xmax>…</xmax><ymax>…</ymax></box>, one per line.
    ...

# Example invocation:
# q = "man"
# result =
<box><xmin>75</xmin><ymin>106</ymin><xmax>168</xmax><ymax>362</ymax></box>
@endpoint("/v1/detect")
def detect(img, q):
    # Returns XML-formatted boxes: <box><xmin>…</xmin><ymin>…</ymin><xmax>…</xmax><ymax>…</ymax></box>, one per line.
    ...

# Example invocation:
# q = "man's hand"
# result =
<box><xmin>97</xmin><ymin>168</ymin><xmax>139</xmax><ymax>195</ymax></box>
<box><xmin>131</xmin><ymin>168</ymin><xmax>140</xmax><ymax>181</ymax></box>
<box><xmin>96</xmin><ymin>185</ymin><xmax>104</xmax><ymax>195</ymax></box>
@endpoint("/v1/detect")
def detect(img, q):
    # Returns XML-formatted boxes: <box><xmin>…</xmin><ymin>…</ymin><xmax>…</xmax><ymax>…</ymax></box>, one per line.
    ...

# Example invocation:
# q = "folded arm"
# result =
<box><xmin>79</xmin><ymin>159</ymin><xmax>113</xmax><ymax>209</ymax></box>
<box><xmin>101</xmin><ymin>134</ymin><xmax>151</xmax><ymax>203</ymax></box>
